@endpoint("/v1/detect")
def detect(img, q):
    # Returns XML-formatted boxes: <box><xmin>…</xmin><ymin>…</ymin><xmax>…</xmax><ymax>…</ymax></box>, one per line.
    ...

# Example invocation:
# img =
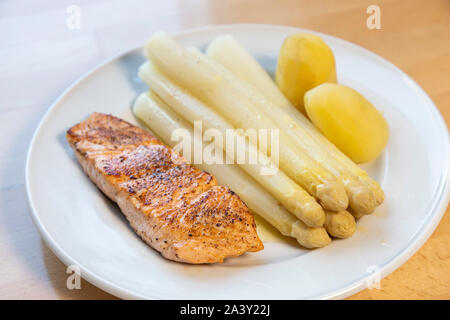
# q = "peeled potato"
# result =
<box><xmin>276</xmin><ymin>33</ymin><xmax>337</xmax><ymax>113</ymax></box>
<box><xmin>304</xmin><ymin>83</ymin><xmax>389</xmax><ymax>163</ymax></box>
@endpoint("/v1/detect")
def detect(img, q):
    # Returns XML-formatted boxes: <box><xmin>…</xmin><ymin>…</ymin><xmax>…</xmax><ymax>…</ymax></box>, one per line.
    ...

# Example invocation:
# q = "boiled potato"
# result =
<box><xmin>276</xmin><ymin>33</ymin><xmax>337</xmax><ymax>114</ymax></box>
<box><xmin>304</xmin><ymin>83</ymin><xmax>389</xmax><ymax>163</ymax></box>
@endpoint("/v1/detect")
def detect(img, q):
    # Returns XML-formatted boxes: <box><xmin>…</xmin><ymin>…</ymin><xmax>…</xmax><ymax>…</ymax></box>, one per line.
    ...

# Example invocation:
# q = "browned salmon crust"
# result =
<box><xmin>66</xmin><ymin>113</ymin><xmax>263</xmax><ymax>264</ymax></box>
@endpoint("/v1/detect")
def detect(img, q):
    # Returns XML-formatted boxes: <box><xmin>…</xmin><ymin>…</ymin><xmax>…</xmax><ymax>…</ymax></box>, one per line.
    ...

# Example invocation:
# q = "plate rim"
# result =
<box><xmin>25</xmin><ymin>23</ymin><xmax>450</xmax><ymax>300</ymax></box>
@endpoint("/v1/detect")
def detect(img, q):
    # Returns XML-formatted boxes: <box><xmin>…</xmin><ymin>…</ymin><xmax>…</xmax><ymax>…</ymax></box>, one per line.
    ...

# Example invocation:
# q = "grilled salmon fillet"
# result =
<box><xmin>66</xmin><ymin>113</ymin><xmax>263</xmax><ymax>264</ymax></box>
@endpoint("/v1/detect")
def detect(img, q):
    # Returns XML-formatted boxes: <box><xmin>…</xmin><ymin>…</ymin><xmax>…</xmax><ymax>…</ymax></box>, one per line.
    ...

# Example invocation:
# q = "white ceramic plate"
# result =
<box><xmin>26</xmin><ymin>24</ymin><xmax>449</xmax><ymax>299</ymax></box>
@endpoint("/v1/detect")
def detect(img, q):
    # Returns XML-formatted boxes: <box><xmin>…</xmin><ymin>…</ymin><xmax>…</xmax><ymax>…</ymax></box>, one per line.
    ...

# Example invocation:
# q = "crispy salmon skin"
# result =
<box><xmin>66</xmin><ymin>113</ymin><xmax>263</xmax><ymax>264</ymax></box>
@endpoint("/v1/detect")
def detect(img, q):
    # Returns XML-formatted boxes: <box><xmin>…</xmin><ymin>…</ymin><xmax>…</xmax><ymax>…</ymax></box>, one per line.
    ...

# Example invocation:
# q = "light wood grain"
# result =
<box><xmin>0</xmin><ymin>0</ymin><xmax>448</xmax><ymax>300</ymax></box>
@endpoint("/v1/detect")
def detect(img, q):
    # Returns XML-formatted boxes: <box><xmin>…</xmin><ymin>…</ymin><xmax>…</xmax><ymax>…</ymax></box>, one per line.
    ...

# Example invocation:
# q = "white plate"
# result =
<box><xmin>26</xmin><ymin>24</ymin><xmax>450</xmax><ymax>299</ymax></box>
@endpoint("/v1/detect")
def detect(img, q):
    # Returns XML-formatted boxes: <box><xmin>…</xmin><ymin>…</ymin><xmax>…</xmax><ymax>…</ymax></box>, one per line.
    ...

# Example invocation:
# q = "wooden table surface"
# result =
<box><xmin>1</xmin><ymin>0</ymin><xmax>448</xmax><ymax>300</ymax></box>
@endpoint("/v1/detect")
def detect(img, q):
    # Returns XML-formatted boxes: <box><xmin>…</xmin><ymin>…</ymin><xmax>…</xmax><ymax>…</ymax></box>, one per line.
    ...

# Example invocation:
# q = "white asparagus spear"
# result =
<box><xmin>139</xmin><ymin>62</ymin><xmax>325</xmax><ymax>227</ymax></box>
<box><xmin>144</xmin><ymin>32</ymin><xmax>348</xmax><ymax>212</ymax></box>
<box><xmin>133</xmin><ymin>91</ymin><xmax>331</xmax><ymax>248</ymax></box>
<box><xmin>207</xmin><ymin>35</ymin><xmax>284</xmax><ymax>105</ymax></box>
<box><xmin>206</xmin><ymin>35</ymin><xmax>384</xmax><ymax>210</ymax></box>
<box><xmin>324</xmin><ymin>210</ymin><xmax>356</xmax><ymax>239</ymax></box>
